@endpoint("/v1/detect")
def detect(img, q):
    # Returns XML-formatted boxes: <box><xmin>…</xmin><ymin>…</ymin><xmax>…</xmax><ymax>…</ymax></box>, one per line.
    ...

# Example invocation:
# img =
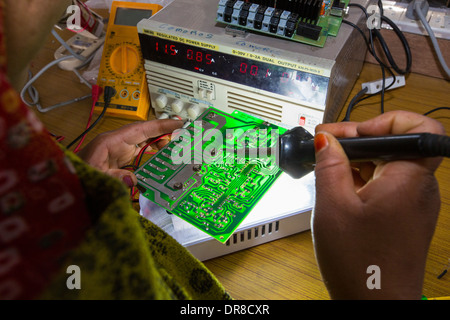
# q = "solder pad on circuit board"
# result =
<box><xmin>136</xmin><ymin>107</ymin><xmax>287</xmax><ymax>243</ymax></box>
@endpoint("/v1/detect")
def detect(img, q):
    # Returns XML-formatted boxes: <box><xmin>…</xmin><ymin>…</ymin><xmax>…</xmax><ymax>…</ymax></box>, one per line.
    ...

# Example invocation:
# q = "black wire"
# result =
<box><xmin>342</xmin><ymin>4</ymin><xmax>388</xmax><ymax>120</ymax></box>
<box><xmin>66</xmin><ymin>86</ymin><xmax>116</xmax><ymax>149</ymax></box>
<box><xmin>341</xmin><ymin>17</ymin><xmax>398</xmax><ymax>98</ymax></box>
<box><xmin>347</xmin><ymin>2</ymin><xmax>404</xmax><ymax>74</ymax></box>
<box><xmin>423</xmin><ymin>107</ymin><xmax>450</xmax><ymax>116</ymax></box>
<box><xmin>437</xmin><ymin>269</ymin><xmax>447</xmax><ymax>279</ymax></box>
<box><xmin>341</xmin><ymin>0</ymin><xmax>411</xmax><ymax>121</ymax></box>
<box><xmin>380</xmin><ymin>65</ymin><xmax>386</xmax><ymax>114</ymax></box>
<box><xmin>135</xmin><ymin>145</ymin><xmax>152</xmax><ymax>168</ymax></box>
<box><xmin>377</xmin><ymin>0</ymin><xmax>384</xmax><ymax>16</ymax></box>
<box><xmin>376</xmin><ymin>15</ymin><xmax>412</xmax><ymax>75</ymax></box>
<box><xmin>342</xmin><ymin>87</ymin><xmax>369</xmax><ymax>122</ymax></box>
<box><xmin>359</xmin><ymin>1</ymin><xmax>411</xmax><ymax>75</ymax></box>
<box><xmin>121</xmin><ymin>164</ymin><xmax>138</xmax><ymax>170</ymax></box>
<box><xmin>135</xmin><ymin>135</ymin><xmax>173</xmax><ymax>167</ymax></box>
<box><xmin>66</xmin><ymin>102</ymin><xmax>109</xmax><ymax>149</ymax></box>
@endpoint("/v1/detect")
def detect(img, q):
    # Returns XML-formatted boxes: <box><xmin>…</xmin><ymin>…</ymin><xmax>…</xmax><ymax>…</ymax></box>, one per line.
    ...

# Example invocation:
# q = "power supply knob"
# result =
<box><xmin>154</xmin><ymin>94</ymin><xmax>168</xmax><ymax>110</ymax></box>
<box><xmin>171</xmin><ymin>99</ymin><xmax>184</xmax><ymax>114</ymax></box>
<box><xmin>187</xmin><ymin>104</ymin><xmax>201</xmax><ymax>119</ymax></box>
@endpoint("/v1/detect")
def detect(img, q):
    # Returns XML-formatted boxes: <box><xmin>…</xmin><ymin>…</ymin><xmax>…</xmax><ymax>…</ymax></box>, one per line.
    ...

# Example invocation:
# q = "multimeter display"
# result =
<box><xmin>95</xmin><ymin>1</ymin><xmax>163</xmax><ymax>121</ymax></box>
<box><xmin>114</xmin><ymin>8</ymin><xmax>154</xmax><ymax>26</ymax></box>
<box><xmin>139</xmin><ymin>34</ymin><xmax>329</xmax><ymax>105</ymax></box>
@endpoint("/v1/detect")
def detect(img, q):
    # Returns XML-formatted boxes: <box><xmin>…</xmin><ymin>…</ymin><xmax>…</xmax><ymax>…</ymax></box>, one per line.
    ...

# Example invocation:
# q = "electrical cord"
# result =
<box><xmin>20</xmin><ymin>29</ymin><xmax>99</xmax><ymax>113</ymax></box>
<box><xmin>51</xmin><ymin>29</ymin><xmax>87</xmax><ymax>62</ymax></box>
<box><xmin>342</xmin><ymin>86</ymin><xmax>369</xmax><ymax>122</ymax></box>
<box><xmin>423</xmin><ymin>107</ymin><xmax>450</xmax><ymax>116</ymax></box>
<box><xmin>437</xmin><ymin>259</ymin><xmax>450</xmax><ymax>279</ymax></box>
<box><xmin>133</xmin><ymin>134</ymin><xmax>171</xmax><ymax>168</ymax></box>
<box><xmin>120</xmin><ymin>135</ymin><xmax>167</xmax><ymax>202</ymax></box>
<box><xmin>72</xmin><ymin>85</ymin><xmax>103</xmax><ymax>153</ymax></box>
<box><xmin>360</xmin><ymin>1</ymin><xmax>412</xmax><ymax>76</ymax></box>
<box><xmin>373</xmin><ymin>15</ymin><xmax>412</xmax><ymax>76</ymax></box>
<box><xmin>344</xmin><ymin>1</ymin><xmax>448</xmax><ymax>121</ymax></box>
<box><xmin>66</xmin><ymin>86</ymin><xmax>116</xmax><ymax>150</ymax></box>
<box><xmin>20</xmin><ymin>56</ymin><xmax>92</xmax><ymax>112</ymax></box>
<box><xmin>342</xmin><ymin>15</ymin><xmax>396</xmax><ymax>119</ymax></box>
<box><xmin>341</xmin><ymin>1</ymin><xmax>412</xmax><ymax>121</ymax></box>
<box><xmin>414</xmin><ymin>1</ymin><xmax>450</xmax><ymax>79</ymax></box>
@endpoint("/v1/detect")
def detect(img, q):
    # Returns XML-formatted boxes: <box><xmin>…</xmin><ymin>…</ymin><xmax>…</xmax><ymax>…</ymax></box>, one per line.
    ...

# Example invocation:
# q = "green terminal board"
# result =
<box><xmin>216</xmin><ymin>0</ymin><xmax>349</xmax><ymax>47</ymax></box>
<box><xmin>136</xmin><ymin>108</ymin><xmax>287</xmax><ymax>243</ymax></box>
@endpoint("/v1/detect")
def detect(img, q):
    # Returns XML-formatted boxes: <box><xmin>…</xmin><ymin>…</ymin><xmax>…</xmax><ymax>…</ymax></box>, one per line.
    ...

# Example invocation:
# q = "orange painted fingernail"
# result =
<box><xmin>314</xmin><ymin>133</ymin><xmax>329</xmax><ymax>153</ymax></box>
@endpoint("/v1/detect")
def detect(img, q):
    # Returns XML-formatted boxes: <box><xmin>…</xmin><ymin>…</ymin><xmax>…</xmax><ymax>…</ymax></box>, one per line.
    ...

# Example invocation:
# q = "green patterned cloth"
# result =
<box><xmin>40</xmin><ymin>148</ymin><xmax>232</xmax><ymax>300</ymax></box>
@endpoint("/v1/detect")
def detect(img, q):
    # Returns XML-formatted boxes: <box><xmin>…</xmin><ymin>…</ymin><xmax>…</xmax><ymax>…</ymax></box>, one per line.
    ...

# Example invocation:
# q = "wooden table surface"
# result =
<box><xmin>31</xmin><ymin>29</ymin><xmax>450</xmax><ymax>300</ymax></box>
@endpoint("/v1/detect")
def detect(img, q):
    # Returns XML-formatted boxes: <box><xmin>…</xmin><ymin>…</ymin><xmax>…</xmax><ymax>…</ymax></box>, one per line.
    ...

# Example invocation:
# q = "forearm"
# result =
<box><xmin>4</xmin><ymin>0</ymin><xmax>71</xmax><ymax>90</ymax></box>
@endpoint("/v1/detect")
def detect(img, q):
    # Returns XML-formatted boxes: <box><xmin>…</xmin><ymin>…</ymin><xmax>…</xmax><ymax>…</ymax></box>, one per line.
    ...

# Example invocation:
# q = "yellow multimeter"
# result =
<box><xmin>95</xmin><ymin>1</ymin><xmax>163</xmax><ymax>120</ymax></box>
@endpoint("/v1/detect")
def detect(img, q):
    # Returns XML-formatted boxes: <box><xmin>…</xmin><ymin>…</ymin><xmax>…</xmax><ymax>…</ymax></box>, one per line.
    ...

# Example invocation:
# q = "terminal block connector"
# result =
<box><xmin>297</xmin><ymin>21</ymin><xmax>322</xmax><ymax>40</ymax></box>
<box><xmin>217</xmin><ymin>0</ymin><xmax>348</xmax><ymax>47</ymax></box>
<box><xmin>238</xmin><ymin>1</ymin><xmax>252</xmax><ymax>25</ymax></box>
<box><xmin>223</xmin><ymin>0</ymin><xmax>237</xmax><ymax>22</ymax></box>
<box><xmin>254</xmin><ymin>5</ymin><xmax>268</xmax><ymax>29</ymax></box>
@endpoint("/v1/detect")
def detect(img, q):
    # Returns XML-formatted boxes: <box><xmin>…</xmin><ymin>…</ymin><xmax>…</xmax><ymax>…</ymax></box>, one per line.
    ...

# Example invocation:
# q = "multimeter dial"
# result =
<box><xmin>103</xmin><ymin>41</ymin><xmax>144</xmax><ymax>78</ymax></box>
<box><xmin>111</xmin><ymin>45</ymin><xmax>140</xmax><ymax>75</ymax></box>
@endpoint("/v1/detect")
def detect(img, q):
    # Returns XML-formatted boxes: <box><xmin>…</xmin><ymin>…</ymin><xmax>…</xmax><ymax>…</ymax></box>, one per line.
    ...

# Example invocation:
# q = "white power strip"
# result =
<box><xmin>382</xmin><ymin>0</ymin><xmax>450</xmax><ymax>40</ymax></box>
<box><xmin>362</xmin><ymin>75</ymin><xmax>406</xmax><ymax>94</ymax></box>
<box><xmin>54</xmin><ymin>33</ymin><xmax>105</xmax><ymax>71</ymax></box>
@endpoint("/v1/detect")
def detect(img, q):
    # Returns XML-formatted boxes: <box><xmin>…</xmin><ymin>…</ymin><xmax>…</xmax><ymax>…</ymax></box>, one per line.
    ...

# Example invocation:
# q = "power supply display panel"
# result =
<box><xmin>216</xmin><ymin>0</ymin><xmax>350</xmax><ymax>47</ymax></box>
<box><xmin>139</xmin><ymin>33</ymin><xmax>330</xmax><ymax>104</ymax></box>
<box><xmin>135</xmin><ymin>107</ymin><xmax>287</xmax><ymax>243</ymax></box>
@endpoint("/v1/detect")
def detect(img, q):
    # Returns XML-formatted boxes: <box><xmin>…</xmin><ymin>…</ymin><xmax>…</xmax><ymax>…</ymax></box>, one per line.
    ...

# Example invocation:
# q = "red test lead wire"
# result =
<box><xmin>73</xmin><ymin>84</ymin><xmax>102</xmax><ymax>153</ymax></box>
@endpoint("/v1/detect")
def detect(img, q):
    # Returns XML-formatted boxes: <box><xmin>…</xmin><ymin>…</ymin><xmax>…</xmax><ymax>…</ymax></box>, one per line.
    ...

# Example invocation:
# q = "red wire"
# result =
<box><xmin>133</xmin><ymin>133</ymin><xmax>170</xmax><ymax>167</ymax></box>
<box><xmin>73</xmin><ymin>85</ymin><xmax>102</xmax><ymax>153</ymax></box>
<box><xmin>131</xmin><ymin>133</ymin><xmax>172</xmax><ymax>202</ymax></box>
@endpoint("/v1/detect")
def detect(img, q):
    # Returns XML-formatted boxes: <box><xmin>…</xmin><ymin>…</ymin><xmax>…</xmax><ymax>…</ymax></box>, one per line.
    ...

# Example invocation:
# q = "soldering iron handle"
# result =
<box><xmin>336</xmin><ymin>133</ymin><xmax>450</xmax><ymax>161</ymax></box>
<box><xmin>277</xmin><ymin>127</ymin><xmax>450</xmax><ymax>179</ymax></box>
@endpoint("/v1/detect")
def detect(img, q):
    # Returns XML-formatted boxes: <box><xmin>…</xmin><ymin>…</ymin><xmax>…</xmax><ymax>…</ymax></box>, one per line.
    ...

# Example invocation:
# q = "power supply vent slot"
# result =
<box><xmin>227</xmin><ymin>92</ymin><xmax>283</xmax><ymax>123</ymax></box>
<box><xmin>226</xmin><ymin>221</ymin><xmax>280</xmax><ymax>246</ymax></box>
<box><xmin>146</xmin><ymin>70</ymin><xmax>195</xmax><ymax>96</ymax></box>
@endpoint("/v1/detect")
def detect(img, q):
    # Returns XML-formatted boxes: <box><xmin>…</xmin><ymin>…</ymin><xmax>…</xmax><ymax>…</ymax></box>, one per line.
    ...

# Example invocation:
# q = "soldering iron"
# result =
<box><xmin>249</xmin><ymin>126</ymin><xmax>450</xmax><ymax>179</ymax></box>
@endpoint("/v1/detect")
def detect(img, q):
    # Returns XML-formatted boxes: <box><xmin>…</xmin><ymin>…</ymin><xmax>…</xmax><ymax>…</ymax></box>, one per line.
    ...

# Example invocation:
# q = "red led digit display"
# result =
<box><xmin>186</xmin><ymin>49</ymin><xmax>213</xmax><ymax>64</ymax></box>
<box><xmin>139</xmin><ymin>34</ymin><xmax>329</xmax><ymax>104</ymax></box>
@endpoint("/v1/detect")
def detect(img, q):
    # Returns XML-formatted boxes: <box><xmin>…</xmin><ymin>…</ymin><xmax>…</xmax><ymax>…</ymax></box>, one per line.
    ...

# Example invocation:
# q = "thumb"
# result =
<box><xmin>313</xmin><ymin>132</ymin><xmax>355</xmax><ymax>205</ymax></box>
<box><xmin>106</xmin><ymin>169</ymin><xmax>138</xmax><ymax>188</ymax></box>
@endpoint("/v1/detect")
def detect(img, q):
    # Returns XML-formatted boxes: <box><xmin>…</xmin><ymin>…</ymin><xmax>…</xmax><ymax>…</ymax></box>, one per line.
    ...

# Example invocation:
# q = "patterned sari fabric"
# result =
<box><xmin>0</xmin><ymin>2</ymin><xmax>230</xmax><ymax>300</ymax></box>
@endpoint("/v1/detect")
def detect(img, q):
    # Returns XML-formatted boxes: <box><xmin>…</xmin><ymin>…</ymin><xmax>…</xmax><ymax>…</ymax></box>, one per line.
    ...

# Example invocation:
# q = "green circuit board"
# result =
<box><xmin>216</xmin><ymin>0</ymin><xmax>350</xmax><ymax>47</ymax></box>
<box><xmin>136</xmin><ymin>107</ymin><xmax>287</xmax><ymax>243</ymax></box>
